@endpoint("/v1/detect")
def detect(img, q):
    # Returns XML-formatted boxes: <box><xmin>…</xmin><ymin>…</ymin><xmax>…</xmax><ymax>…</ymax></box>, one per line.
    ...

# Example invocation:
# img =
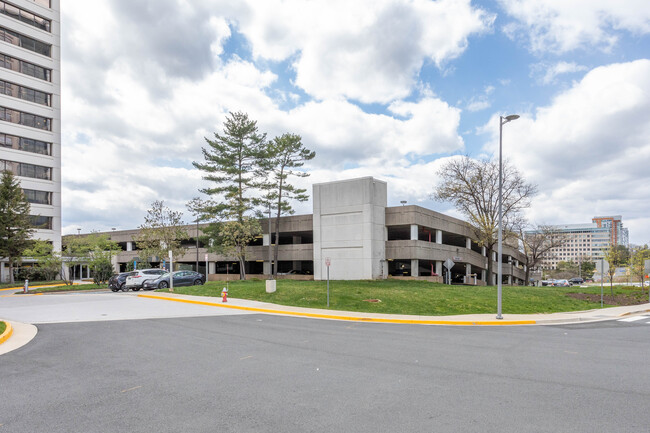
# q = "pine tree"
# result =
<box><xmin>0</xmin><ymin>171</ymin><xmax>34</xmax><ymax>283</ymax></box>
<box><xmin>259</xmin><ymin>133</ymin><xmax>315</xmax><ymax>278</ymax></box>
<box><xmin>192</xmin><ymin>111</ymin><xmax>266</xmax><ymax>279</ymax></box>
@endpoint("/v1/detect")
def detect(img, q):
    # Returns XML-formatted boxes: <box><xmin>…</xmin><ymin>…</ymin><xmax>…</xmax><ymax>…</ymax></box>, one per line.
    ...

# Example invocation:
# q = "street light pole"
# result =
<box><xmin>497</xmin><ymin>114</ymin><xmax>519</xmax><ymax>320</ymax></box>
<box><xmin>195</xmin><ymin>218</ymin><xmax>199</xmax><ymax>272</ymax></box>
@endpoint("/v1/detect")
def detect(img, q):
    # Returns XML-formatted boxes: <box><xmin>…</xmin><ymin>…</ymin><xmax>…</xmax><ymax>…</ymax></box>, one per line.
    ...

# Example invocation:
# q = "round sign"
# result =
<box><xmin>325</xmin><ymin>258</ymin><xmax>331</xmax><ymax>267</ymax></box>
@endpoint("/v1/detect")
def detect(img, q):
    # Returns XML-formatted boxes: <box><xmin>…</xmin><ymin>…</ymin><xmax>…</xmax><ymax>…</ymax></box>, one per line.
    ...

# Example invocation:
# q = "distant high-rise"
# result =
<box><xmin>0</xmin><ymin>0</ymin><xmax>60</xmax><ymax>260</ymax></box>
<box><xmin>592</xmin><ymin>215</ymin><xmax>629</xmax><ymax>248</ymax></box>
<box><xmin>526</xmin><ymin>216</ymin><xmax>630</xmax><ymax>270</ymax></box>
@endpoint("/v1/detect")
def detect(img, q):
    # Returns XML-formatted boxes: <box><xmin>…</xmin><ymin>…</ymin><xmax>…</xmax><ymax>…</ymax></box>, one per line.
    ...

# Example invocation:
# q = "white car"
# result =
<box><xmin>124</xmin><ymin>269</ymin><xmax>167</xmax><ymax>291</ymax></box>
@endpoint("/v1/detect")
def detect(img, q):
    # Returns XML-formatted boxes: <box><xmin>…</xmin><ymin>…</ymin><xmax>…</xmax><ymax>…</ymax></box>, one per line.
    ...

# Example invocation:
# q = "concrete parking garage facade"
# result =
<box><xmin>76</xmin><ymin>177</ymin><xmax>527</xmax><ymax>285</ymax></box>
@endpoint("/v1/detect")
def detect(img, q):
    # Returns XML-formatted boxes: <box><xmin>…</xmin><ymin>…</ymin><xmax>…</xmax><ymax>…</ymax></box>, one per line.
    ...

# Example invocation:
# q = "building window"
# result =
<box><xmin>0</xmin><ymin>106</ymin><xmax>51</xmax><ymax>130</ymax></box>
<box><xmin>0</xmin><ymin>53</ymin><xmax>51</xmax><ymax>81</ymax></box>
<box><xmin>0</xmin><ymin>2</ymin><xmax>50</xmax><ymax>31</ymax></box>
<box><xmin>23</xmin><ymin>188</ymin><xmax>51</xmax><ymax>204</ymax></box>
<box><xmin>0</xmin><ymin>26</ymin><xmax>51</xmax><ymax>57</ymax></box>
<box><xmin>0</xmin><ymin>133</ymin><xmax>51</xmax><ymax>155</ymax></box>
<box><xmin>30</xmin><ymin>0</ymin><xmax>50</xmax><ymax>8</ymax></box>
<box><xmin>0</xmin><ymin>159</ymin><xmax>51</xmax><ymax>179</ymax></box>
<box><xmin>28</xmin><ymin>215</ymin><xmax>52</xmax><ymax>229</ymax></box>
<box><xmin>0</xmin><ymin>79</ymin><xmax>51</xmax><ymax>106</ymax></box>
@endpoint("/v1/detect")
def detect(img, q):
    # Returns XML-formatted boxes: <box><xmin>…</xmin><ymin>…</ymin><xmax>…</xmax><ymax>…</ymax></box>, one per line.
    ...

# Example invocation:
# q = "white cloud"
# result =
<box><xmin>480</xmin><ymin>59</ymin><xmax>650</xmax><ymax>243</ymax></box>
<box><xmin>466</xmin><ymin>85</ymin><xmax>495</xmax><ymax>112</ymax></box>
<box><xmin>531</xmin><ymin>61</ymin><xmax>588</xmax><ymax>85</ymax></box>
<box><xmin>499</xmin><ymin>0</ymin><xmax>650</xmax><ymax>53</ymax></box>
<box><xmin>237</xmin><ymin>0</ymin><xmax>494</xmax><ymax>103</ymax></box>
<box><xmin>60</xmin><ymin>1</ymin><xmax>468</xmax><ymax>234</ymax></box>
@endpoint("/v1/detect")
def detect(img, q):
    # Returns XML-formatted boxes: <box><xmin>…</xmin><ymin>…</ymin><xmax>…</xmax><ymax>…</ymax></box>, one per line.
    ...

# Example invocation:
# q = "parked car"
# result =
<box><xmin>108</xmin><ymin>271</ymin><xmax>136</xmax><ymax>292</ymax></box>
<box><xmin>568</xmin><ymin>277</ymin><xmax>584</xmax><ymax>285</ymax></box>
<box><xmin>142</xmin><ymin>270</ymin><xmax>206</xmax><ymax>290</ymax></box>
<box><xmin>124</xmin><ymin>269</ymin><xmax>168</xmax><ymax>291</ymax></box>
<box><xmin>277</xmin><ymin>269</ymin><xmax>312</xmax><ymax>275</ymax></box>
<box><xmin>552</xmin><ymin>279</ymin><xmax>571</xmax><ymax>287</ymax></box>
<box><xmin>541</xmin><ymin>279</ymin><xmax>554</xmax><ymax>286</ymax></box>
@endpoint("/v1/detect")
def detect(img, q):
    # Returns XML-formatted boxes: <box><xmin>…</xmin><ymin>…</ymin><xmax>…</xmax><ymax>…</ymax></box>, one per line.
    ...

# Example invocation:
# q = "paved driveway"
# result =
<box><xmin>0</xmin><ymin>291</ymin><xmax>252</xmax><ymax>324</ymax></box>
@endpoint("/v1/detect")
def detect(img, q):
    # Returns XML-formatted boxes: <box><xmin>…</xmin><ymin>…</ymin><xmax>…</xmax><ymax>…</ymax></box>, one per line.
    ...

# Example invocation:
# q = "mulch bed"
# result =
<box><xmin>567</xmin><ymin>292</ymin><xmax>649</xmax><ymax>306</ymax></box>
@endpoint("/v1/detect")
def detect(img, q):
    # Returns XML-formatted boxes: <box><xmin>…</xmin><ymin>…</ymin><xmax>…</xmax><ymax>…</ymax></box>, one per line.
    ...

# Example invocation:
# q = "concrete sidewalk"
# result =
<box><xmin>137</xmin><ymin>292</ymin><xmax>650</xmax><ymax>326</ymax></box>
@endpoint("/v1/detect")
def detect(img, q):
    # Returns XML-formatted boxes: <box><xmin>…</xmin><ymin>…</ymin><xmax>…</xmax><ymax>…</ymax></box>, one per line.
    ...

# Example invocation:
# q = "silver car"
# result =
<box><xmin>124</xmin><ymin>269</ymin><xmax>167</xmax><ymax>291</ymax></box>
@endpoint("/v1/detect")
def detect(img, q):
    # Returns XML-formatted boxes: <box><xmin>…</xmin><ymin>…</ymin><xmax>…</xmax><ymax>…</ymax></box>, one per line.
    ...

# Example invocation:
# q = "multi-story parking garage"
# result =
<box><xmin>71</xmin><ymin>177</ymin><xmax>527</xmax><ymax>285</ymax></box>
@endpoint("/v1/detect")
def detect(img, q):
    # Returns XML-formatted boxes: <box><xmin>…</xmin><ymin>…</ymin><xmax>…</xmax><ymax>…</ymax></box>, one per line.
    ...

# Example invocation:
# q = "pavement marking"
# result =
<box><xmin>138</xmin><ymin>294</ymin><xmax>537</xmax><ymax>326</ymax></box>
<box><xmin>121</xmin><ymin>386</ymin><xmax>142</xmax><ymax>393</ymax></box>
<box><xmin>240</xmin><ymin>355</ymin><xmax>253</xmax><ymax>360</ymax></box>
<box><xmin>618</xmin><ymin>316</ymin><xmax>649</xmax><ymax>322</ymax></box>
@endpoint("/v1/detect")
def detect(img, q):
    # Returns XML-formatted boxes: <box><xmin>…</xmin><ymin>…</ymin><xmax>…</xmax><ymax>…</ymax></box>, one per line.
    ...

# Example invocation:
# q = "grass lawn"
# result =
<box><xmin>157</xmin><ymin>280</ymin><xmax>647</xmax><ymax>316</ymax></box>
<box><xmin>0</xmin><ymin>280</ymin><xmax>61</xmax><ymax>290</ymax></box>
<box><xmin>30</xmin><ymin>284</ymin><xmax>107</xmax><ymax>293</ymax></box>
<box><xmin>0</xmin><ymin>321</ymin><xmax>6</xmax><ymax>334</ymax></box>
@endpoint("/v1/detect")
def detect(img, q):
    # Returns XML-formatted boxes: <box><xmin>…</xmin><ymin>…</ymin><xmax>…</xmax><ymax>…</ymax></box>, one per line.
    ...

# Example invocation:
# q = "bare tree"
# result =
<box><xmin>518</xmin><ymin>224</ymin><xmax>569</xmax><ymax>284</ymax></box>
<box><xmin>137</xmin><ymin>200</ymin><xmax>188</xmax><ymax>267</ymax></box>
<box><xmin>433</xmin><ymin>156</ymin><xmax>537</xmax><ymax>284</ymax></box>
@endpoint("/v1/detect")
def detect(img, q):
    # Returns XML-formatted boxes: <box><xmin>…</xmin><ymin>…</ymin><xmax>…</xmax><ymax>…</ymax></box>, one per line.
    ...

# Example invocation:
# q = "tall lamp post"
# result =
<box><xmin>497</xmin><ymin>114</ymin><xmax>519</xmax><ymax>320</ymax></box>
<box><xmin>195</xmin><ymin>218</ymin><xmax>199</xmax><ymax>273</ymax></box>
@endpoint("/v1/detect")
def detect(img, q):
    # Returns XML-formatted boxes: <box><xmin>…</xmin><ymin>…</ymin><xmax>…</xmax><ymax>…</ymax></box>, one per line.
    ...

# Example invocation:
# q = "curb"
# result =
<box><xmin>0</xmin><ymin>321</ymin><xmax>13</xmax><ymax>345</ymax></box>
<box><xmin>138</xmin><ymin>294</ymin><xmax>537</xmax><ymax>326</ymax></box>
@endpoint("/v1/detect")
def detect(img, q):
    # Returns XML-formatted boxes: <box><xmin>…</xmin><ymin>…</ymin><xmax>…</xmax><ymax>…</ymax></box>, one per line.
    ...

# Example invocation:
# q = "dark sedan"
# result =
<box><xmin>142</xmin><ymin>271</ymin><xmax>205</xmax><ymax>290</ymax></box>
<box><xmin>108</xmin><ymin>272</ymin><xmax>136</xmax><ymax>292</ymax></box>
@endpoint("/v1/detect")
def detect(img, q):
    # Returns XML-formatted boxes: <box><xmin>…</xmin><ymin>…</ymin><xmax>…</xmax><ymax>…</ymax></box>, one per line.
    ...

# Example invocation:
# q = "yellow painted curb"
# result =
<box><xmin>0</xmin><ymin>321</ymin><xmax>13</xmax><ymax>345</ymax></box>
<box><xmin>0</xmin><ymin>282</ymin><xmax>80</xmax><ymax>292</ymax></box>
<box><xmin>138</xmin><ymin>294</ymin><xmax>536</xmax><ymax>326</ymax></box>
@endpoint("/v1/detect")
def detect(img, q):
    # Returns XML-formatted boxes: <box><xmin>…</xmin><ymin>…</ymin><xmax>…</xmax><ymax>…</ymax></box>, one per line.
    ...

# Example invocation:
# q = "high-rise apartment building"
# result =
<box><xmin>527</xmin><ymin>216</ymin><xmax>629</xmax><ymax>270</ymax></box>
<box><xmin>0</xmin><ymin>0</ymin><xmax>60</xmax><ymax>259</ymax></box>
<box><xmin>592</xmin><ymin>215</ymin><xmax>629</xmax><ymax>248</ymax></box>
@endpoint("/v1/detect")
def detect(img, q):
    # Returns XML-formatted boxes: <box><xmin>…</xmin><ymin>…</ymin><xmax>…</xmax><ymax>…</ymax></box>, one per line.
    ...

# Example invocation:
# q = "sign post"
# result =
<box><xmin>325</xmin><ymin>257</ymin><xmax>331</xmax><ymax>307</ymax></box>
<box><xmin>169</xmin><ymin>250</ymin><xmax>173</xmax><ymax>292</ymax></box>
<box><xmin>596</xmin><ymin>259</ymin><xmax>609</xmax><ymax>307</ymax></box>
<box><xmin>443</xmin><ymin>258</ymin><xmax>455</xmax><ymax>285</ymax></box>
<box><xmin>205</xmin><ymin>253</ymin><xmax>208</xmax><ymax>278</ymax></box>
<box><xmin>645</xmin><ymin>259</ymin><xmax>650</xmax><ymax>301</ymax></box>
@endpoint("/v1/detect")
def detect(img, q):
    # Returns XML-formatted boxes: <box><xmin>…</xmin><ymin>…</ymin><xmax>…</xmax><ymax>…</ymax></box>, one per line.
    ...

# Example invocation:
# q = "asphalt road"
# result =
<box><xmin>1</xmin><ymin>298</ymin><xmax>649</xmax><ymax>433</ymax></box>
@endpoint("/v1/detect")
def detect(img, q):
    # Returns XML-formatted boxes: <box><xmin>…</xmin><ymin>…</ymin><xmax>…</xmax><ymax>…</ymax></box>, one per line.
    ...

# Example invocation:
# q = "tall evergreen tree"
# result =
<box><xmin>0</xmin><ymin>171</ymin><xmax>34</xmax><ymax>283</ymax></box>
<box><xmin>192</xmin><ymin>111</ymin><xmax>266</xmax><ymax>279</ymax></box>
<box><xmin>259</xmin><ymin>133</ymin><xmax>315</xmax><ymax>278</ymax></box>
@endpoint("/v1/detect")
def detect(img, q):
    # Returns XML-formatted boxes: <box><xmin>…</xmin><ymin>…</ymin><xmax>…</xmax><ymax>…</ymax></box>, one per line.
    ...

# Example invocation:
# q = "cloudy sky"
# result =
<box><xmin>61</xmin><ymin>0</ymin><xmax>650</xmax><ymax>245</ymax></box>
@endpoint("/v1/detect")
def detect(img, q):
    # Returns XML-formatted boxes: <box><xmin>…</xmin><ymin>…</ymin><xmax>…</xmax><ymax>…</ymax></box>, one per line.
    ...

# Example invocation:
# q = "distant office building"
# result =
<box><xmin>529</xmin><ymin>216</ymin><xmax>629</xmax><ymax>270</ymax></box>
<box><xmin>0</xmin><ymin>0</ymin><xmax>60</xmax><ymax>278</ymax></box>
<box><xmin>592</xmin><ymin>215</ymin><xmax>629</xmax><ymax>248</ymax></box>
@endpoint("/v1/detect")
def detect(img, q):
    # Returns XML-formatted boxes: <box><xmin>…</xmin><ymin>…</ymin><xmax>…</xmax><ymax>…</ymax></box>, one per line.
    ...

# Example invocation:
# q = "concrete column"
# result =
<box><xmin>435</xmin><ymin>261</ymin><xmax>443</xmax><ymax>276</ymax></box>
<box><xmin>292</xmin><ymin>235</ymin><xmax>301</xmax><ymax>245</ymax></box>
<box><xmin>262</xmin><ymin>234</ymin><xmax>270</xmax><ymax>246</ymax></box>
<box><xmin>127</xmin><ymin>241</ymin><xmax>133</xmax><ymax>251</ymax></box>
<box><xmin>411</xmin><ymin>259</ymin><xmax>419</xmax><ymax>277</ymax></box>
<box><xmin>482</xmin><ymin>246</ymin><xmax>486</xmax><ymax>256</ymax></box>
<box><xmin>436</xmin><ymin>230</ymin><xmax>442</xmax><ymax>244</ymax></box>
<box><xmin>263</xmin><ymin>262</ymin><xmax>271</xmax><ymax>275</ymax></box>
<box><xmin>508</xmin><ymin>275</ymin><xmax>512</xmax><ymax>285</ymax></box>
<box><xmin>466</xmin><ymin>238</ymin><xmax>471</xmax><ymax>249</ymax></box>
<box><xmin>208</xmin><ymin>261</ymin><xmax>216</xmax><ymax>274</ymax></box>
<box><xmin>410</xmin><ymin>224</ymin><xmax>418</xmax><ymax>241</ymax></box>
<box><xmin>481</xmin><ymin>269</ymin><xmax>486</xmax><ymax>282</ymax></box>
<box><xmin>292</xmin><ymin>261</ymin><xmax>301</xmax><ymax>271</ymax></box>
<box><xmin>465</xmin><ymin>263</ymin><xmax>471</xmax><ymax>283</ymax></box>
<box><xmin>492</xmin><ymin>251</ymin><xmax>497</xmax><ymax>261</ymax></box>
